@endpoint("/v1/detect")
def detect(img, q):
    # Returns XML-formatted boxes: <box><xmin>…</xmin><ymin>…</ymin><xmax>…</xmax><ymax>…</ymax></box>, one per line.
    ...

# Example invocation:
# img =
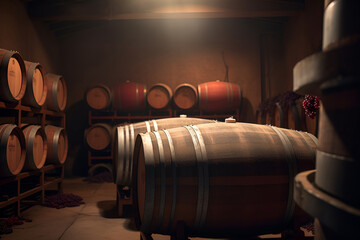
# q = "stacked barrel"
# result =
<box><xmin>84</xmin><ymin>80</ymin><xmax>241</xmax><ymax>114</ymax></box>
<box><xmin>0</xmin><ymin>48</ymin><xmax>68</xmax><ymax>179</ymax></box>
<box><xmin>84</xmin><ymin>80</ymin><xmax>241</xmax><ymax>181</ymax></box>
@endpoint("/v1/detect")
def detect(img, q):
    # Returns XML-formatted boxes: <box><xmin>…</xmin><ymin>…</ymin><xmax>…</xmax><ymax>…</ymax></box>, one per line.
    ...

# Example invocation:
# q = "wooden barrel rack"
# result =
<box><xmin>0</xmin><ymin>98</ymin><xmax>66</xmax><ymax>216</ymax></box>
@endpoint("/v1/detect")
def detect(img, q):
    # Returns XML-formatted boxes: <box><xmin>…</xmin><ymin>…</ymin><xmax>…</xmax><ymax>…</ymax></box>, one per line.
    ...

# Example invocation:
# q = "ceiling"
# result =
<box><xmin>21</xmin><ymin>0</ymin><xmax>305</xmax><ymax>35</ymax></box>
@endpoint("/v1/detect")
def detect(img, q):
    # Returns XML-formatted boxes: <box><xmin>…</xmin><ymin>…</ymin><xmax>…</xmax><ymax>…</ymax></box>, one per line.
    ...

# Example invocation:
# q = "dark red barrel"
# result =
<box><xmin>198</xmin><ymin>80</ymin><xmax>241</xmax><ymax>113</ymax></box>
<box><xmin>113</xmin><ymin>81</ymin><xmax>147</xmax><ymax>112</ymax></box>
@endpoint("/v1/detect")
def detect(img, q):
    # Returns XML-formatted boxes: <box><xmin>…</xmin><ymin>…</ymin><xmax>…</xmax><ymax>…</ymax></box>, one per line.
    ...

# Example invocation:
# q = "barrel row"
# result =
<box><xmin>85</xmin><ymin>80</ymin><xmax>241</xmax><ymax>113</ymax></box>
<box><xmin>128</xmin><ymin>121</ymin><xmax>318</xmax><ymax>238</ymax></box>
<box><xmin>256</xmin><ymin>97</ymin><xmax>318</xmax><ymax>136</ymax></box>
<box><xmin>0</xmin><ymin>124</ymin><xmax>68</xmax><ymax>178</ymax></box>
<box><xmin>0</xmin><ymin>48</ymin><xmax>67</xmax><ymax>111</ymax></box>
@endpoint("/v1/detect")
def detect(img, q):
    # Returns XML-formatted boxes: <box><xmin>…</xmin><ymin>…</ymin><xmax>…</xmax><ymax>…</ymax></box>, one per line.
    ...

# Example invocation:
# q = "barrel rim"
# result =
<box><xmin>0</xmin><ymin>124</ymin><xmax>26</xmax><ymax>176</ymax></box>
<box><xmin>173</xmin><ymin>83</ymin><xmax>198</xmax><ymax>110</ymax></box>
<box><xmin>0</xmin><ymin>50</ymin><xmax>27</xmax><ymax>102</ymax></box>
<box><xmin>46</xmin><ymin>73</ymin><xmax>67</xmax><ymax>111</ymax></box>
<box><xmin>84</xmin><ymin>84</ymin><xmax>112</xmax><ymax>110</ymax></box>
<box><xmin>24</xmin><ymin>61</ymin><xmax>48</xmax><ymax>107</ymax></box>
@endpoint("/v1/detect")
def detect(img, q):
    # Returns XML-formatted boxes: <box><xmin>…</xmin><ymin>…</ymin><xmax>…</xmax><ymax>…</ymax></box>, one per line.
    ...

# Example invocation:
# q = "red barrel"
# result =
<box><xmin>0</xmin><ymin>49</ymin><xmax>26</xmax><ymax>102</ymax></box>
<box><xmin>198</xmin><ymin>80</ymin><xmax>241</xmax><ymax>113</ymax></box>
<box><xmin>113</xmin><ymin>81</ymin><xmax>147</xmax><ymax>112</ymax></box>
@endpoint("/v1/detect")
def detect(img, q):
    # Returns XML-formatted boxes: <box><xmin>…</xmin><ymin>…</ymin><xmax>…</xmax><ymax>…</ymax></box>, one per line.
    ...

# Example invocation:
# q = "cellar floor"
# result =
<box><xmin>0</xmin><ymin>178</ymin><xmax>287</xmax><ymax>240</ymax></box>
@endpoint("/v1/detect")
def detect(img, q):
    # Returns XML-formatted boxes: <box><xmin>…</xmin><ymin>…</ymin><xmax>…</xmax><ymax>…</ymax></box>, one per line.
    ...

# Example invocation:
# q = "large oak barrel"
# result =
<box><xmin>21</xmin><ymin>125</ymin><xmax>47</xmax><ymax>170</ymax></box>
<box><xmin>46</xmin><ymin>73</ymin><xmax>67</xmax><ymax>112</ymax></box>
<box><xmin>85</xmin><ymin>123</ymin><xmax>113</xmax><ymax>151</ymax></box>
<box><xmin>84</xmin><ymin>84</ymin><xmax>112</xmax><ymax>110</ymax></box>
<box><xmin>198</xmin><ymin>80</ymin><xmax>241</xmax><ymax>113</ymax></box>
<box><xmin>0</xmin><ymin>124</ymin><xmax>26</xmax><ymax>177</ymax></box>
<box><xmin>113</xmin><ymin>117</ymin><xmax>216</xmax><ymax>186</ymax></box>
<box><xmin>133</xmin><ymin>122</ymin><xmax>318</xmax><ymax>237</ymax></box>
<box><xmin>113</xmin><ymin>81</ymin><xmax>147</xmax><ymax>112</ymax></box>
<box><xmin>147</xmin><ymin>83</ymin><xmax>172</xmax><ymax>110</ymax></box>
<box><xmin>45</xmin><ymin>125</ymin><xmax>68</xmax><ymax>164</ymax></box>
<box><xmin>0</xmin><ymin>49</ymin><xmax>26</xmax><ymax>102</ymax></box>
<box><xmin>22</xmin><ymin>61</ymin><xmax>47</xmax><ymax>108</ymax></box>
<box><xmin>173</xmin><ymin>84</ymin><xmax>198</xmax><ymax>110</ymax></box>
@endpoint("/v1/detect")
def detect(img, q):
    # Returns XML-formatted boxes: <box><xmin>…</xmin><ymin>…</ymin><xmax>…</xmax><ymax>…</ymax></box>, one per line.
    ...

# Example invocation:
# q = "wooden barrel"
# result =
<box><xmin>113</xmin><ymin>81</ymin><xmax>147</xmax><ymax>112</ymax></box>
<box><xmin>287</xmin><ymin>99</ymin><xmax>306</xmax><ymax>131</ymax></box>
<box><xmin>45</xmin><ymin>125</ymin><xmax>68</xmax><ymax>164</ymax></box>
<box><xmin>273</xmin><ymin>103</ymin><xmax>285</xmax><ymax>128</ymax></box>
<box><xmin>21</xmin><ymin>125</ymin><xmax>47</xmax><ymax>170</ymax></box>
<box><xmin>133</xmin><ymin>122</ymin><xmax>318</xmax><ymax>237</ymax></box>
<box><xmin>198</xmin><ymin>80</ymin><xmax>241</xmax><ymax>113</ymax></box>
<box><xmin>0</xmin><ymin>124</ymin><xmax>26</xmax><ymax>177</ymax></box>
<box><xmin>113</xmin><ymin>117</ymin><xmax>216</xmax><ymax>186</ymax></box>
<box><xmin>84</xmin><ymin>84</ymin><xmax>112</xmax><ymax>110</ymax></box>
<box><xmin>46</xmin><ymin>73</ymin><xmax>67</xmax><ymax>112</ymax></box>
<box><xmin>22</xmin><ymin>61</ymin><xmax>47</xmax><ymax>108</ymax></box>
<box><xmin>85</xmin><ymin>123</ymin><xmax>113</xmax><ymax>151</ymax></box>
<box><xmin>255</xmin><ymin>110</ymin><xmax>265</xmax><ymax>124</ymax></box>
<box><xmin>0</xmin><ymin>49</ymin><xmax>26</xmax><ymax>102</ymax></box>
<box><xmin>265</xmin><ymin>108</ymin><xmax>274</xmax><ymax>125</ymax></box>
<box><xmin>147</xmin><ymin>83</ymin><xmax>172</xmax><ymax>110</ymax></box>
<box><xmin>173</xmin><ymin>84</ymin><xmax>198</xmax><ymax>110</ymax></box>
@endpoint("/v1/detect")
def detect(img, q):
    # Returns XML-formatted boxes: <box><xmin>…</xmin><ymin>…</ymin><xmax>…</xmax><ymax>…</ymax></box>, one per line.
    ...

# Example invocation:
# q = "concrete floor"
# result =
<box><xmin>0</xmin><ymin>178</ymin><xmax>291</xmax><ymax>240</ymax></box>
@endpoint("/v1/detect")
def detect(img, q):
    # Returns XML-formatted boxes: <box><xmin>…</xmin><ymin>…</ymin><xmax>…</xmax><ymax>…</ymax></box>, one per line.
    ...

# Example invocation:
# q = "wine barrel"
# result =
<box><xmin>287</xmin><ymin>99</ymin><xmax>306</xmax><ymax>131</ymax></box>
<box><xmin>0</xmin><ymin>124</ymin><xmax>26</xmax><ymax>177</ymax></box>
<box><xmin>198</xmin><ymin>80</ymin><xmax>241</xmax><ymax>113</ymax></box>
<box><xmin>0</xmin><ymin>49</ymin><xmax>26</xmax><ymax>102</ymax></box>
<box><xmin>147</xmin><ymin>83</ymin><xmax>172</xmax><ymax>110</ymax></box>
<box><xmin>113</xmin><ymin>117</ymin><xmax>216</xmax><ymax>186</ymax></box>
<box><xmin>85</xmin><ymin>123</ymin><xmax>113</xmax><ymax>151</ymax></box>
<box><xmin>113</xmin><ymin>81</ymin><xmax>147</xmax><ymax>112</ymax></box>
<box><xmin>84</xmin><ymin>84</ymin><xmax>112</xmax><ymax>110</ymax></box>
<box><xmin>265</xmin><ymin>108</ymin><xmax>274</xmax><ymax>125</ymax></box>
<box><xmin>133</xmin><ymin>122</ymin><xmax>318</xmax><ymax>237</ymax></box>
<box><xmin>255</xmin><ymin>110</ymin><xmax>265</xmax><ymax>124</ymax></box>
<box><xmin>273</xmin><ymin>103</ymin><xmax>285</xmax><ymax>128</ymax></box>
<box><xmin>173</xmin><ymin>84</ymin><xmax>198</xmax><ymax>110</ymax></box>
<box><xmin>21</xmin><ymin>125</ymin><xmax>47</xmax><ymax>170</ymax></box>
<box><xmin>45</xmin><ymin>125</ymin><xmax>68</xmax><ymax>164</ymax></box>
<box><xmin>22</xmin><ymin>61</ymin><xmax>47</xmax><ymax>108</ymax></box>
<box><xmin>46</xmin><ymin>73</ymin><xmax>67</xmax><ymax>112</ymax></box>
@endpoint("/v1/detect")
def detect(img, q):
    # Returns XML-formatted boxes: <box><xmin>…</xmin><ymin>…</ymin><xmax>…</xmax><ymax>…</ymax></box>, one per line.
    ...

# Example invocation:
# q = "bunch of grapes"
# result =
<box><xmin>43</xmin><ymin>193</ymin><xmax>84</xmax><ymax>209</ymax></box>
<box><xmin>303</xmin><ymin>95</ymin><xmax>320</xmax><ymax>119</ymax></box>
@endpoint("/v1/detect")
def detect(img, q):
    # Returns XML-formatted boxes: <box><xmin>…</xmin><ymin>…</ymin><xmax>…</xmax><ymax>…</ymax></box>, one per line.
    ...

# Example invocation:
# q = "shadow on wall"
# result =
<box><xmin>65</xmin><ymin>100</ymin><xmax>90</xmax><ymax>177</ymax></box>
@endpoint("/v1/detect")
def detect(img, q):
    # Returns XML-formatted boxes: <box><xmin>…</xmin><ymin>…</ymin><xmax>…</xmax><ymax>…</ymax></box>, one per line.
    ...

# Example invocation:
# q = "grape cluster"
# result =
<box><xmin>43</xmin><ymin>193</ymin><xmax>85</xmax><ymax>209</ymax></box>
<box><xmin>303</xmin><ymin>95</ymin><xmax>320</xmax><ymax>119</ymax></box>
